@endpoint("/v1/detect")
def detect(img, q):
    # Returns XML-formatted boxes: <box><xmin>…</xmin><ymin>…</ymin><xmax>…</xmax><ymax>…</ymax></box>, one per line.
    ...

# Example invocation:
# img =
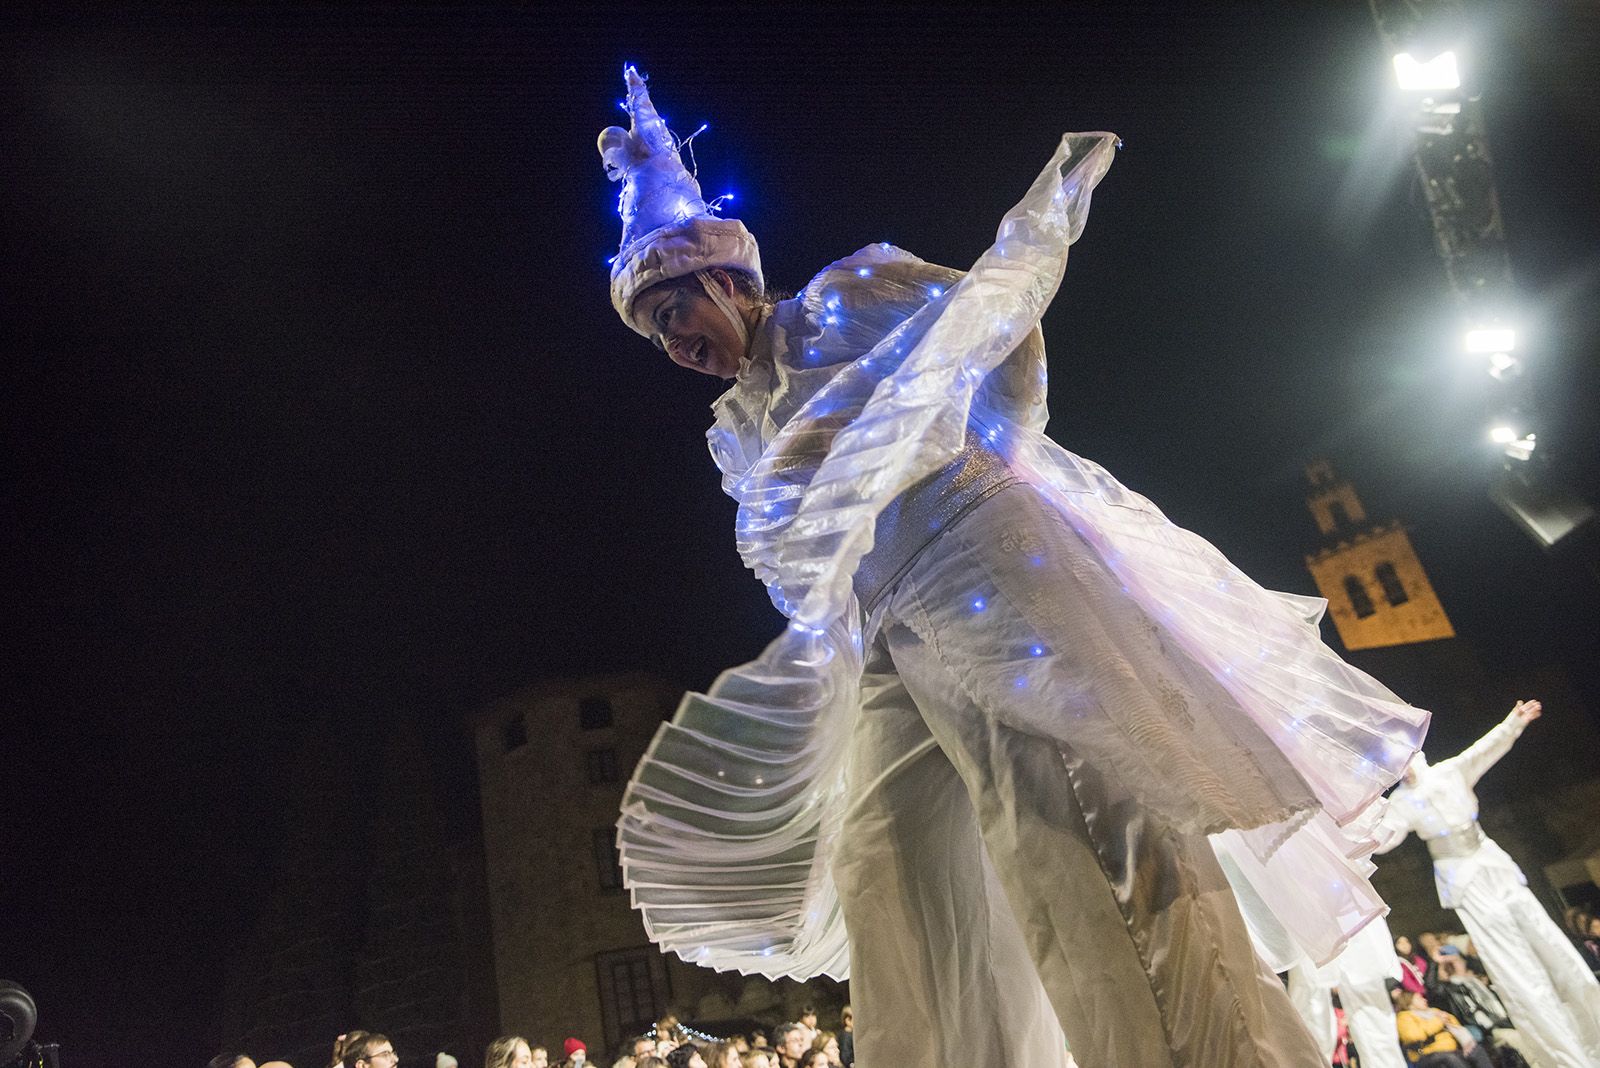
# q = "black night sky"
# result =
<box><xmin>4</xmin><ymin>4</ymin><xmax>1598</xmax><ymax>1065</ymax></box>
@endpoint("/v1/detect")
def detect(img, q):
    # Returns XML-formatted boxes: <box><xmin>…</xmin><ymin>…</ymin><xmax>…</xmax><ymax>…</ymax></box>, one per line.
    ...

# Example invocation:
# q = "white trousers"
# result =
<box><xmin>832</xmin><ymin>488</ymin><xmax>1326</xmax><ymax>1068</ymax></box>
<box><xmin>1287</xmin><ymin>964</ymin><xmax>1408</xmax><ymax>1068</ymax></box>
<box><xmin>1454</xmin><ymin>873</ymin><xmax>1600</xmax><ymax>1068</ymax></box>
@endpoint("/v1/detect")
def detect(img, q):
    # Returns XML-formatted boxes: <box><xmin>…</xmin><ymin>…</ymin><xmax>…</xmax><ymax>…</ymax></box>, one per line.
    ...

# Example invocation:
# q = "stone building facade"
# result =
<box><xmin>474</xmin><ymin>673</ymin><xmax>842</xmax><ymax>1057</ymax></box>
<box><xmin>1302</xmin><ymin>461</ymin><xmax>1455</xmax><ymax>651</ymax></box>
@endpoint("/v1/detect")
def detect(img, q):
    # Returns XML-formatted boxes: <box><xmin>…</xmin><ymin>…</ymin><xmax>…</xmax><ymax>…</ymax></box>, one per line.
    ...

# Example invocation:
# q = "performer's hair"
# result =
<box><xmin>719</xmin><ymin>269</ymin><xmax>767</xmax><ymax>305</ymax></box>
<box><xmin>209</xmin><ymin>1056</ymin><xmax>251</xmax><ymax>1068</ymax></box>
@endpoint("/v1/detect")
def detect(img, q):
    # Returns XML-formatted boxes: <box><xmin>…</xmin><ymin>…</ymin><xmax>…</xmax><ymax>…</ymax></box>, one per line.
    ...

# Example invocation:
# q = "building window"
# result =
<box><xmin>1375</xmin><ymin>561</ymin><xmax>1409</xmax><ymax>606</ymax></box>
<box><xmin>1344</xmin><ymin>575</ymin><xmax>1376</xmax><ymax>619</ymax></box>
<box><xmin>593</xmin><ymin>827</ymin><xmax>624</xmax><ymax>892</ymax></box>
<box><xmin>502</xmin><ymin>715</ymin><xmax>528</xmax><ymax>753</ymax></box>
<box><xmin>595</xmin><ymin>948</ymin><xmax>671</xmax><ymax>1051</ymax></box>
<box><xmin>586</xmin><ymin>747</ymin><xmax>620</xmax><ymax>785</ymax></box>
<box><xmin>580</xmin><ymin>696</ymin><xmax>615</xmax><ymax>731</ymax></box>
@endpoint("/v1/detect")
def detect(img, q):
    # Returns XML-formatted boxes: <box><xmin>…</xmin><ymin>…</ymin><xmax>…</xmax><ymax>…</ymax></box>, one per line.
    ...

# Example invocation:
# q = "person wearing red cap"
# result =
<box><xmin>559</xmin><ymin>1038</ymin><xmax>586</xmax><ymax>1067</ymax></box>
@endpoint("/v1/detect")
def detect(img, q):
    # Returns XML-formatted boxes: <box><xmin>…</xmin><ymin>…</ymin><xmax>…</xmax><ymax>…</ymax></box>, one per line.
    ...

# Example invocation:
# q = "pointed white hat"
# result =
<box><xmin>598</xmin><ymin>65</ymin><xmax>762</xmax><ymax>335</ymax></box>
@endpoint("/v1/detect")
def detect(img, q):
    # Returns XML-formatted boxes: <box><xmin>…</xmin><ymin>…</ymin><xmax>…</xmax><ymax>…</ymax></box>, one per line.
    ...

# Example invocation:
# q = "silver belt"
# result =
<box><xmin>1426</xmin><ymin>823</ymin><xmax>1487</xmax><ymax>859</ymax></box>
<box><xmin>852</xmin><ymin>430</ymin><xmax>1018</xmax><ymax>612</ymax></box>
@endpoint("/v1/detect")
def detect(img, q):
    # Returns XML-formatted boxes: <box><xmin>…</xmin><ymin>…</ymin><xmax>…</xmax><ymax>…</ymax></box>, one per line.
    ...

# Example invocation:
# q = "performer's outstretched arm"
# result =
<box><xmin>1444</xmin><ymin>699</ymin><xmax>1541</xmax><ymax>788</ymax></box>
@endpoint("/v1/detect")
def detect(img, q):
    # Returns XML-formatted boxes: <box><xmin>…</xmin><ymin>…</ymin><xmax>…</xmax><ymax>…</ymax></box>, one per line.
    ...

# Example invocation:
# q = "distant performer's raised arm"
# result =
<box><xmin>1445</xmin><ymin>699</ymin><xmax>1540</xmax><ymax>788</ymax></box>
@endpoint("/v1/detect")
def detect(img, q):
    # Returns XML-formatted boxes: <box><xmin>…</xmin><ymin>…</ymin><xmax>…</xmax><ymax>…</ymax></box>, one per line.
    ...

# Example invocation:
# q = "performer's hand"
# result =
<box><xmin>1512</xmin><ymin>699</ymin><xmax>1542</xmax><ymax>725</ymax></box>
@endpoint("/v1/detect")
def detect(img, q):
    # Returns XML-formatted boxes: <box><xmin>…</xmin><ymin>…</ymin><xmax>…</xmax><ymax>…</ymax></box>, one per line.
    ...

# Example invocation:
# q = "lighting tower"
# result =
<box><xmin>1369</xmin><ymin>0</ymin><xmax>1595</xmax><ymax>559</ymax></box>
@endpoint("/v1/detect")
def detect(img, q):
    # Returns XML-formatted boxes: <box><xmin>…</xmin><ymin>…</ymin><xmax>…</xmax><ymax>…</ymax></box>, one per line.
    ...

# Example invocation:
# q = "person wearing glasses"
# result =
<box><xmin>347</xmin><ymin>1035</ymin><xmax>398</xmax><ymax>1068</ymax></box>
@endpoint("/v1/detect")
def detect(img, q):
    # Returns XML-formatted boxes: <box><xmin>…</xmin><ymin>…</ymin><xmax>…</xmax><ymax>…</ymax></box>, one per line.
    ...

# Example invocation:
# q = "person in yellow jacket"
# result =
<box><xmin>1393</xmin><ymin>988</ymin><xmax>1493</xmax><ymax>1068</ymax></box>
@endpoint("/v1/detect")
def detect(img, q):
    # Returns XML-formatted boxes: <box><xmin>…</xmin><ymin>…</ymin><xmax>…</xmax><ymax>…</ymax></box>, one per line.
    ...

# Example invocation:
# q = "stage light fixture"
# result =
<box><xmin>1489</xmin><ymin>425</ymin><xmax>1518</xmax><ymax>445</ymax></box>
<box><xmin>1464</xmin><ymin>326</ymin><xmax>1516</xmax><ymax>354</ymax></box>
<box><xmin>1487</xmin><ymin>352</ymin><xmax>1520</xmax><ymax>380</ymax></box>
<box><xmin>1504</xmin><ymin>434</ymin><xmax>1537</xmax><ymax>462</ymax></box>
<box><xmin>1392</xmin><ymin>51</ymin><xmax>1461</xmax><ymax>92</ymax></box>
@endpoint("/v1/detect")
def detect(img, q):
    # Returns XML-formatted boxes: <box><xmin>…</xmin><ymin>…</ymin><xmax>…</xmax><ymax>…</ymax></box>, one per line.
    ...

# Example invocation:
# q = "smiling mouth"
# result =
<box><xmin>689</xmin><ymin>338</ymin><xmax>708</xmax><ymax>366</ymax></box>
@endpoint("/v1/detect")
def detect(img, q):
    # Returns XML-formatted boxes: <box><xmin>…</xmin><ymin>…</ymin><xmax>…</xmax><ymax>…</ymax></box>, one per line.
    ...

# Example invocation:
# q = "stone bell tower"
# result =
<box><xmin>1302</xmin><ymin>461</ymin><xmax>1455</xmax><ymax>651</ymax></box>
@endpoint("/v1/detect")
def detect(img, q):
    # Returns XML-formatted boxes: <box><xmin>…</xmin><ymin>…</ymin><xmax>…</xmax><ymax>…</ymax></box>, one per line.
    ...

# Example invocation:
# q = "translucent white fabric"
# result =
<box><xmin>615</xmin><ymin>132</ymin><xmax>1430</xmax><ymax>980</ymax></box>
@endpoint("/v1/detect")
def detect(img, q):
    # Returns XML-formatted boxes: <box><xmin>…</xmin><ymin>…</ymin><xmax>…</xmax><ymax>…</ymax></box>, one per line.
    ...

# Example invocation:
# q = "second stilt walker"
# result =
<box><xmin>597</xmin><ymin>65</ymin><xmax>1431</xmax><ymax>1068</ymax></box>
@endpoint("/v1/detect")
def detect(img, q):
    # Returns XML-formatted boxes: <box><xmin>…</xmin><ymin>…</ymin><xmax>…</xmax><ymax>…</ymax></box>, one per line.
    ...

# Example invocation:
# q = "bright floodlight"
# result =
<box><xmin>1489</xmin><ymin>425</ymin><xmax>1518</xmax><ymax>444</ymax></box>
<box><xmin>1504</xmin><ymin>433</ymin><xmax>1537</xmax><ymax>462</ymax></box>
<box><xmin>1393</xmin><ymin>51</ymin><xmax>1461</xmax><ymax>92</ymax></box>
<box><xmin>1465</xmin><ymin>327</ymin><xmax>1516</xmax><ymax>354</ymax></box>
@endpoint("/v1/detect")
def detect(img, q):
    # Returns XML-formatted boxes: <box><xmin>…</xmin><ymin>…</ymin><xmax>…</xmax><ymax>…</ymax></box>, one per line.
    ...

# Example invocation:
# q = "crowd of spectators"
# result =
<box><xmin>208</xmin><ymin>914</ymin><xmax>1600</xmax><ymax>1068</ymax></box>
<box><xmin>1385</xmin><ymin>930</ymin><xmax>1529</xmax><ymax>1067</ymax></box>
<box><xmin>205</xmin><ymin>1005</ymin><xmax>854</xmax><ymax>1068</ymax></box>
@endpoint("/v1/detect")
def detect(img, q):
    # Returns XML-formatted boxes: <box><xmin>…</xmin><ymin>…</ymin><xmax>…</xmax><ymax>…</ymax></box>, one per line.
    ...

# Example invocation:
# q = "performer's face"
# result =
<box><xmin>637</xmin><ymin>272</ymin><xmax>747</xmax><ymax>379</ymax></box>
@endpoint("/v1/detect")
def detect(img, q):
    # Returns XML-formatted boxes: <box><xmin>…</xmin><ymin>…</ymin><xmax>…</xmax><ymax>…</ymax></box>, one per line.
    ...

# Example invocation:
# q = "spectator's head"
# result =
<box><xmin>655</xmin><ymin>1016</ymin><xmax>682</xmax><ymax>1044</ymax></box>
<box><xmin>798</xmin><ymin>1008</ymin><xmax>817</xmax><ymax>1032</ymax></box>
<box><xmin>531</xmin><ymin>1049</ymin><xmax>548</xmax><ymax>1068</ymax></box>
<box><xmin>631</xmin><ymin>1037</ymin><xmax>657</xmax><ymax>1058</ymax></box>
<box><xmin>347</xmin><ymin>1035</ymin><xmax>397</xmax><ymax>1068</ymax></box>
<box><xmin>839</xmin><ymin>1006</ymin><xmax>851</xmax><ymax>1034</ymax></box>
<box><xmin>742</xmin><ymin>1056</ymin><xmax>769</xmax><ymax>1068</ymax></box>
<box><xmin>210</xmin><ymin>1057</ymin><xmax>256</xmax><ymax>1068</ymax></box>
<box><xmin>486</xmin><ymin>1036</ymin><xmax>534</xmax><ymax>1068</ymax></box>
<box><xmin>260</xmin><ymin>1063</ymin><xmax>293</xmax><ymax>1068</ymax></box>
<box><xmin>562</xmin><ymin>1038</ymin><xmax>588</xmax><ymax>1066</ymax></box>
<box><xmin>331</xmin><ymin>1033</ymin><xmax>369</xmax><ymax>1068</ymax></box>
<box><xmin>635</xmin><ymin>1058</ymin><xmax>668</xmax><ymax>1068</ymax></box>
<box><xmin>1393</xmin><ymin>935</ymin><xmax>1413</xmax><ymax>957</ymax></box>
<box><xmin>664</xmin><ymin>1046</ymin><xmax>705</xmax><ymax>1068</ymax></box>
<box><xmin>1392</xmin><ymin>988</ymin><xmax>1425</xmax><ymax>1012</ymax></box>
<box><xmin>809</xmin><ymin>1032</ymin><xmax>837</xmax><ymax>1065</ymax></box>
<box><xmin>704</xmin><ymin>1040</ymin><xmax>742</xmax><ymax>1068</ymax></box>
<box><xmin>609</xmin><ymin>1059</ymin><xmax>637</xmax><ymax>1068</ymax></box>
<box><xmin>1418</xmin><ymin>931</ymin><xmax>1441</xmax><ymax>956</ymax></box>
<box><xmin>773</xmin><ymin>1025</ymin><xmax>808</xmax><ymax>1066</ymax></box>
<box><xmin>801</xmin><ymin>1054</ymin><xmax>828</xmax><ymax>1068</ymax></box>
<box><xmin>1590</xmin><ymin>916</ymin><xmax>1600</xmax><ymax>938</ymax></box>
<box><xmin>749</xmin><ymin>1034</ymin><xmax>767</xmax><ymax>1051</ymax></box>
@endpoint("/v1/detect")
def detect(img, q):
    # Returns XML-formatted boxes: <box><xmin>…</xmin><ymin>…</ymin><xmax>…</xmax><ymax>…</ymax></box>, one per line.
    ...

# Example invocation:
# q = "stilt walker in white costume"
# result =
<box><xmin>1376</xmin><ymin>700</ymin><xmax>1600</xmax><ymax>1068</ymax></box>
<box><xmin>597</xmin><ymin>65</ymin><xmax>1432</xmax><ymax>1067</ymax></box>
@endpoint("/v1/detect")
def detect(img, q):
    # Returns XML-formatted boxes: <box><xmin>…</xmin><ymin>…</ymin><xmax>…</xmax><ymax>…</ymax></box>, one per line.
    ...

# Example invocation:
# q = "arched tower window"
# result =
<box><xmin>1375</xmin><ymin>561</ymin><xmax>1409</xmax><ymax>606</ymax></box>
<box><xmin>1344</xmin><ymin>575</ymin><xmax>1376</xmax><ymax>618</ymax></box>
